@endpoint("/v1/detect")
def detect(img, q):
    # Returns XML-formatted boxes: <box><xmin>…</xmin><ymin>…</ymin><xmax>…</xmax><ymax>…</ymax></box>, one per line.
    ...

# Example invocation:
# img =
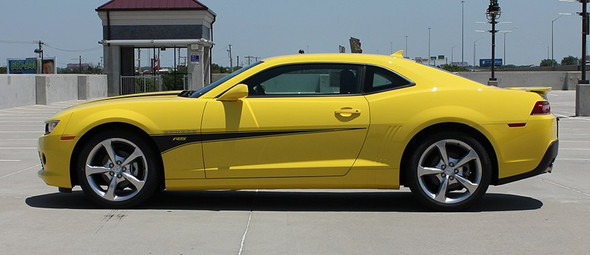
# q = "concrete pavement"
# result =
<box><xmin>1</xmin><ymin>92</ymin><xmax>589</xmax><ymax>255</ymax></box>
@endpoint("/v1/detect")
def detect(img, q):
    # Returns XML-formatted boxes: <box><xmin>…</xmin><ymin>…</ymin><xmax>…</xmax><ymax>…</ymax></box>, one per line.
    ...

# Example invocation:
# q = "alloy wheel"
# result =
<box><xmin>84</xmin><ymin>138</ymin><xmax>148</xmax><ymax>202</ymax></box>
<box><xmin>416</xmin><ymin>139</ymin><xmax>483</xmax><ymax>205</ymax></box>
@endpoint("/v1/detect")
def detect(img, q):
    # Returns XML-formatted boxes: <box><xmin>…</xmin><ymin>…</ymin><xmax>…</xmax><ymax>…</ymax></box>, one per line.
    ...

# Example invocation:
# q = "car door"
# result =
<box><xmin>201</xmin><ymin>63</ymin><xmax>370</xmax><ymax>178</ymax></box>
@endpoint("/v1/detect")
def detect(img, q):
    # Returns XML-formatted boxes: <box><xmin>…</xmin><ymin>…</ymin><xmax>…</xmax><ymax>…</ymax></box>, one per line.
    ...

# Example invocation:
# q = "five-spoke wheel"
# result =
<box><xmin>77</xmin><ymin>130</ymin><xmax>159</xmax><ymax>207</ymax></box>
<box><xmin>407</xmin><ymin>132</ymin><xmax>491</xmax><ymax>211</ymax></box>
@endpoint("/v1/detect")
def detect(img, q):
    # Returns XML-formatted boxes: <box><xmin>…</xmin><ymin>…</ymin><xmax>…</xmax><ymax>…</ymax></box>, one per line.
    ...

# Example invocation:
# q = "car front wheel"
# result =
<box><xmin>76</xmin><ymin>130</ymin><xmax>160</xmax><ymax>208</ymax></box>
<box><xmin>406</xmin><ymin>132</ymin><xmax>492</xmax><ymax>211</ymax></box>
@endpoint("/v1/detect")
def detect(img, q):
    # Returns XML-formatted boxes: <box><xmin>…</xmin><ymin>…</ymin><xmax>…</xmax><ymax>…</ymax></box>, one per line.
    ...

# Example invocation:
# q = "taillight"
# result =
<box><xmin>531</xmin><ymin>101</ymin><xmax>551</xmax><ymax>115</ymax></box>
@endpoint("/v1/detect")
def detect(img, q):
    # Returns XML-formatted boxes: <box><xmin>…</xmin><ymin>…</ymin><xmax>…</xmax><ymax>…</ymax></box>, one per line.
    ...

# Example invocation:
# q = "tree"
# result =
<box><xmin>440</xmin><ymin>64</ymin><xmax>469</xmax><ymax>72</ymax></box>
<box><xmin>561</xmin><ymin>56</ymin><xmax>578</xmax><ymax>66</ymax></box>
<box><xmin>57</xmin><ymin>64</ymin><xmax>103</xmax><ymax>74</ymax></box>
<box><xmin>162</xmin><ymin>66</ymin><xmax>188</xmax><ymax>91</ymax></box>
<box><xmin>540</xmin><ymin>59</ymin><xmax>557</xmax><ymax>67</ymax></box>
<box><xmin>211</xmin><ymin>63</ymin><xmax>228</xmax><ymax>73</ymax></box>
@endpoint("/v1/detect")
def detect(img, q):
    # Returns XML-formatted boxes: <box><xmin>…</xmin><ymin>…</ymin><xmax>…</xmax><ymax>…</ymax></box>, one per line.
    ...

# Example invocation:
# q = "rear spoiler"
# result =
<box><xmin>505</xmin><ymin>87</ymin><xmax>551</xmax><ymax>99</ymax></box>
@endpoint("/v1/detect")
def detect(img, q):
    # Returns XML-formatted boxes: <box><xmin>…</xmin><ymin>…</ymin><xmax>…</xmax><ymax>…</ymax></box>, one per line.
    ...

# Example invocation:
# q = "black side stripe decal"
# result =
<box><xmin>152</xmin><ymin>128</ymin><xmax>366</xmax><ymax>153</ymax></box>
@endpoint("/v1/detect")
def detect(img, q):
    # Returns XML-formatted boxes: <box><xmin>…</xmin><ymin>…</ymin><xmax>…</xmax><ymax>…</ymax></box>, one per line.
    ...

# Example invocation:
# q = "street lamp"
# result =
<box><xmin>451</xmin><ymin>45</ymin><xmax>456</xmax><ymax>64</ymax></box>
<box><xmin>503</xmin><ymin>29</ymin><xmax>515</xmax><ymax>65</ymax></box>
<box><xmin>428</xmin><ymin>27</ymin><xmax>432</xmax><ymax>65</ymax></box>
<box><xmin>552</xmin><ymin>13</ymin><xmax>574</xmax><ymax>65</ymax></box>
<box><xmin>461</xmin><ymin>1</ymin><xmax>465</xmax><ymax>65</ymax></box>
<box><xmin>561</xmin><ymin>0</ymin><xmax>590</xmax><ymax>116</ymax></box>
<box><xmin>486</xmin><ymin>0</ymin><xmax>501</xmax><ymax>86</ymax></box>
<box><xmin>473</xmin><ymin>37</ymin><xmax>485</xmax><ymax>67</ymax></box>
<box><xmin>405</xmin><ymin>35</ymin><xmax>409</xmax><ymax>58</ymax></box>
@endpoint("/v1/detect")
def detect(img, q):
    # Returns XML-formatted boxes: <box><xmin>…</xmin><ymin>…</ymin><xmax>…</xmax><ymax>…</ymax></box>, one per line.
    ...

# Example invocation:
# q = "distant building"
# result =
<box><xmin>96</xmin><ymin>0</ymin><xmax>216</xmax><ymax>95</ymax></box>
<box><xmin>66</xmin><ymin>63</ymin><xmax>91</xmax><ymax>71</ymax></box>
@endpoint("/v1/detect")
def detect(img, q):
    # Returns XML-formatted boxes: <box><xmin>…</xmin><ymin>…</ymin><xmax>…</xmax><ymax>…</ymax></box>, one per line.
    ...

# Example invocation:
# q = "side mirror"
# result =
<box><xmin>217</xmin><ymin>84</ymin><xmax>249</xmax><ymax>101</ymax></box>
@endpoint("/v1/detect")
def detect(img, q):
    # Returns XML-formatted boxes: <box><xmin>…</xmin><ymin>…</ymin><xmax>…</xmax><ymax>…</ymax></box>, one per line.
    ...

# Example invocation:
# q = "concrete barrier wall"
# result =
<box><xmin>0</xmin><ymin>74</ymin><xmax>107</xmax><ymax>109</ymax></box>
<box><xmin>214</xmin><ymin>71</ymin><xmax>582</xmax><ymax>91</ymax></box>
<box><xmin>0</xmin><ymin>75</ymin><xmax>37</xmax><ymax>108</ymax></box>
<box><xmin>36</xmin><ymin>75</ymin><xmax>78</xmax><ymax>105</ymax></box>
<box><xmin>0</xmin><ymin>71</ymin><xmax>582</xmax><ymax>109</ymax></box>
<box><xmin>456</xmin><ymin>71</ymin><xmax>581</xmax><ymax>90</ymax></box>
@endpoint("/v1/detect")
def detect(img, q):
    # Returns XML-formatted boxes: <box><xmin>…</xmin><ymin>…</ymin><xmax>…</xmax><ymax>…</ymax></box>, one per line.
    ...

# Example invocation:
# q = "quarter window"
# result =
<box><xmin>241</xmin><ymin>64</ymin><xmax>362</xmax><ymax>96</ymax></box>
<box><xmin>364</xmin><ymin>66</ymin><xmax>413</xmax><ymax>92</ymax></box>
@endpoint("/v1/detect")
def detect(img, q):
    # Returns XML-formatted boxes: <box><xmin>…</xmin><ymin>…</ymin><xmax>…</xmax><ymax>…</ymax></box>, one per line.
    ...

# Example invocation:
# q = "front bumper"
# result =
<box><xmin>38</xmin><ymin>134</ymin><xmax>75</xmax><ymax>189</ymax></box>
<box><xmin>497</xmin><ymin>139</ymin><xmax>559</xmax><ymax>185</ymax></box>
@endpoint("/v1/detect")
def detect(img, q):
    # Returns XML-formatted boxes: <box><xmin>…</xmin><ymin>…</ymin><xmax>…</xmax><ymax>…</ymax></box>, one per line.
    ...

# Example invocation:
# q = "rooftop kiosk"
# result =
<box><xmin>96</xmin><ymin>0</ymin><xmax>216</xmax><ymax>96</ymax></box>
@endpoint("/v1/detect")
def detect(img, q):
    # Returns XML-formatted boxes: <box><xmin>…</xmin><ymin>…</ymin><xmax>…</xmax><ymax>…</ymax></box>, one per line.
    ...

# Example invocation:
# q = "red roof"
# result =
<box><xmin>96</xmin><ymin>0</ymin><xmax>210</xmax><ymax>11</ymax></box>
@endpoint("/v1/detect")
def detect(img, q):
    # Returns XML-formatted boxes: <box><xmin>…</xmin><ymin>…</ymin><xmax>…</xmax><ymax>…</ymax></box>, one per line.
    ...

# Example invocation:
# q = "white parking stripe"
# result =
<box><xmin>0</xmin><ymin>131</ymin><xmax>41</xmax><ymax>133</ymax></box>
<box><xmin>0</xmin><ymin>164</ymin><xmax>40</xmax><ymax>179</ymax></box>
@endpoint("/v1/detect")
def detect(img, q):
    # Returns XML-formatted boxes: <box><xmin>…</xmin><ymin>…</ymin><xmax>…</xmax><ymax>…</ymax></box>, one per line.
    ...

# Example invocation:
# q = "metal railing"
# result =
<box><xmin>120</xmin><ymin>75</ymin><xmax>163</xmax><ymax>95</ymax></box>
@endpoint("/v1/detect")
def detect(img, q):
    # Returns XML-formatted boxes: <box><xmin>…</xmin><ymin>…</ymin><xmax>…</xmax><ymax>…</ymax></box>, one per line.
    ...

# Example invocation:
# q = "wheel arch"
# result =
<box><xmin>399</xmin><ymin>122</ymin><xmax>499</xmax><ymax>186</ymax></box>
<box><xmin>69</xmin><ymin>122</ymin><xmax>165</xmax><ymax>190</ymax></box>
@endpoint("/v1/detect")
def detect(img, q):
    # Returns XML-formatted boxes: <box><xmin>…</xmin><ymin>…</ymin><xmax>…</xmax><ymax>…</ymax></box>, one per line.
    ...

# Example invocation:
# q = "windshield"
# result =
<box><xmin>185</xmin><ymin>61</ymin><xmax>262</xmax><ymax>98</ymax></box>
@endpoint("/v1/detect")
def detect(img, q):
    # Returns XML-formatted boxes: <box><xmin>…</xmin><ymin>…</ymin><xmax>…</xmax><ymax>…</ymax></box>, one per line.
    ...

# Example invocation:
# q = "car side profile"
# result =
<box><xmin>38</xmin><ymin>52</ymin><xmax>558</xmax><ymax>211</ymax></box>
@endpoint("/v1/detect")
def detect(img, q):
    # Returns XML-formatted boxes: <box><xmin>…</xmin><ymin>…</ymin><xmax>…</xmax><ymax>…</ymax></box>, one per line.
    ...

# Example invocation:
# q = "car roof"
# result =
<box><xmin>262</xmin><ymin>53</ymin><xmax>407</xmax><ymax>66</ymax></box>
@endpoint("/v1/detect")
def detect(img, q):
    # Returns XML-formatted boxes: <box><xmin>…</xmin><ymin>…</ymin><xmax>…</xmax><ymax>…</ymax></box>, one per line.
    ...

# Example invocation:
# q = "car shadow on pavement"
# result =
<box><xmin>26</xmin><ymin>190</ymin><xmax>543</xmax><ymax>212</ymax></box>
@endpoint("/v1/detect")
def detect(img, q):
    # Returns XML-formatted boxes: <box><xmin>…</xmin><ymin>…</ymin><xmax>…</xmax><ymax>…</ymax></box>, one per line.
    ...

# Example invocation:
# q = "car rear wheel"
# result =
<box><xmin>406</xmin><ymin>132</ymin><xmax>491</xmax><ymax>211</ymax></box>
<box><xmin>77</xmin><ymin>130</ymin><xmax>160</xmax><ymax>208</ymax></box>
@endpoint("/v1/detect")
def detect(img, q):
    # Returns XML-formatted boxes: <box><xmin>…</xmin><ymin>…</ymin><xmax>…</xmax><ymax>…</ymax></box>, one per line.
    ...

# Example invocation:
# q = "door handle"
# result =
<box><xmin>335</xmin><ymin>108</ymin><xmax>361</xmax><ymax>117</ymax></box>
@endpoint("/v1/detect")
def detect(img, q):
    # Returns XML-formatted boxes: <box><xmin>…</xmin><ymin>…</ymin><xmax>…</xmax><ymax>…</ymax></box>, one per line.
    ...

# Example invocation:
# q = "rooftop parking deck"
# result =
<box><xmin>0</xmin><ymin>91</ymin><xmax>588</xmax><ymax>254</ymax></box>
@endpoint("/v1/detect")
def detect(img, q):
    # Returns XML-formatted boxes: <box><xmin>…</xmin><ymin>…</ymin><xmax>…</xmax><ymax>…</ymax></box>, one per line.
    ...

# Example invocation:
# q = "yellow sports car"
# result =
<box><xmin>38</xmin><ymin>52</ymin><xmax>558</xmax><ymax>211</ymax></box>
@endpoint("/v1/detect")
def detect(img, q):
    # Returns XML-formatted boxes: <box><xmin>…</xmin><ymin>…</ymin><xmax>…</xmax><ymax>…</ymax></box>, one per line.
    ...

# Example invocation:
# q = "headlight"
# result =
<box><xmin>44</xmin><ymin>120</ymin><xmax>60</xmax><ymax>135</ymax></box>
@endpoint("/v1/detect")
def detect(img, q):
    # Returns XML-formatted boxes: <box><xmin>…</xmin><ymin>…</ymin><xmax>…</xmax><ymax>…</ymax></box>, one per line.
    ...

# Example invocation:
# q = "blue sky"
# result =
<box><xmin>0</xmin><ymin>0</ymin><xmax>584</xmax><ymax>68</ymax></box>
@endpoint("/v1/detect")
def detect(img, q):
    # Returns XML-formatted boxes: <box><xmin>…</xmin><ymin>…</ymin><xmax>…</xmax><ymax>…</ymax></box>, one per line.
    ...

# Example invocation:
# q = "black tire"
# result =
<box><xmin>76</xmin><ymin>129</ymin><xmax>160</xmax><ymax>208</ymax></box>
<box><xmin>406</xmin><ymin>131</ymin><xmax>492</xmax><ymax>211</ymax></box>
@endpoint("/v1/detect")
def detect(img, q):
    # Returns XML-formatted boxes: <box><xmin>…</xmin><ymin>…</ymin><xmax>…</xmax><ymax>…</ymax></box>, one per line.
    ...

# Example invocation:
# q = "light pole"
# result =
<box><xmin>473</xmin><ymin>37</ymin><xmax>485</xmax><ymax>67</ymax></box>
<box><xmin>405</xmin><ymin>35</ymin><xmax>408</xmax><ymax>58</ymax></box>
<box><xmin>486</xmin><ymin>0</ymin><xmax>501</xmax><ymax>86</ymax></box>
<box><xmin>451</xmin><ymin>45</ymin><xmax>456</xmax><ymax>64</ymax></box>
<box><xmin>552</xmin><ymin>13</ymin><xmax>573</xmax><ymax>65</ymax></box>
<box><xmin>582</xmin><ymin>0</ymin><xmax>588</xmax><ymax>84</ymax></box>
<box><xmin>462</xmin><ymin>1</ymin><xmax>465</xmax><ymax>65</ymax></box>
<box><xmin>503</xmin><ymin>30</ymin><xmax>514</xmax><ymax>65</ymax></box>
<box><xmin>428</xmin><ymin>27</ymin><xmax>432</xmax><ymax>65</ymax></box>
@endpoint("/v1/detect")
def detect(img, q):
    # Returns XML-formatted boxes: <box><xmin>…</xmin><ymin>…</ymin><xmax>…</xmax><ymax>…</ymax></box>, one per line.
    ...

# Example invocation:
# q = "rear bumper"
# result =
<box><xmin>496</xmin><ymin>140</ymin><xmax>559</xmax><ymax>185</ymax></box>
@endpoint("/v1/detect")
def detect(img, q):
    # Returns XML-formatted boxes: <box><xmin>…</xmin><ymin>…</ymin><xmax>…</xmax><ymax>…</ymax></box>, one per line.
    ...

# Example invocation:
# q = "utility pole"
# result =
<box><xmin>34</xmin><ymin>40</ymin><xmax>44</xmax><ymax>74</ymax></box>
<box><xmin>227</xmin><ymin>44</ymin><xmax>233</xmax><ymax>72</ymax></box>
<box><xmin>245</xmin><ymin>56</ymin><xmax>255</xmax><ymax>65</ymax></box>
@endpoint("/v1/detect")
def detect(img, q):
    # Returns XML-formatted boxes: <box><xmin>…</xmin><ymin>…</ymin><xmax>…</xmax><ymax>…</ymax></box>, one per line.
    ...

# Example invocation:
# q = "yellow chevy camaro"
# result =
<box><xmin>38</xmin><ymin>52</ymin><xmax>558</xmax><ymax>211</ymax></box>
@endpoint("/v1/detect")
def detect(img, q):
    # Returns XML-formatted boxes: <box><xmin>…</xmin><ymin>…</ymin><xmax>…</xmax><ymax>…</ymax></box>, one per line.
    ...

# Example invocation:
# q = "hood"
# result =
<box><xmin>54</xmin><ymin>91</ymin><xmax>185</xmax><ymax>116</ymax></box>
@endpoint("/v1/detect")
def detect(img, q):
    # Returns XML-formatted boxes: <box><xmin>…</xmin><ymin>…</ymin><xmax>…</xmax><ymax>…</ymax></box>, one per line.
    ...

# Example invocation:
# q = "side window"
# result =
<box><xmin>241</xmin><ymin>64</ymin><xmax>361</xmax><ymax>96</ymax></box>
<box><xmin>365</xmin><ymin>66</ymin><xmax>413</xmax><ymax>93</ymax></box>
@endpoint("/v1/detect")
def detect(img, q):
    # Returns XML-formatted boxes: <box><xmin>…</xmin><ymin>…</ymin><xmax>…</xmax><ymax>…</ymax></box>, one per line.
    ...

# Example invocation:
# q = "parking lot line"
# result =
<box><xmin>0</xmin><ymin>131</ymin><xmax>41</xmax><ymax>133</ymax></box>
<box><xmin>0</xmin><ymin>164</ymin><xmax>40</xmax><ymax>179</ymax></box>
